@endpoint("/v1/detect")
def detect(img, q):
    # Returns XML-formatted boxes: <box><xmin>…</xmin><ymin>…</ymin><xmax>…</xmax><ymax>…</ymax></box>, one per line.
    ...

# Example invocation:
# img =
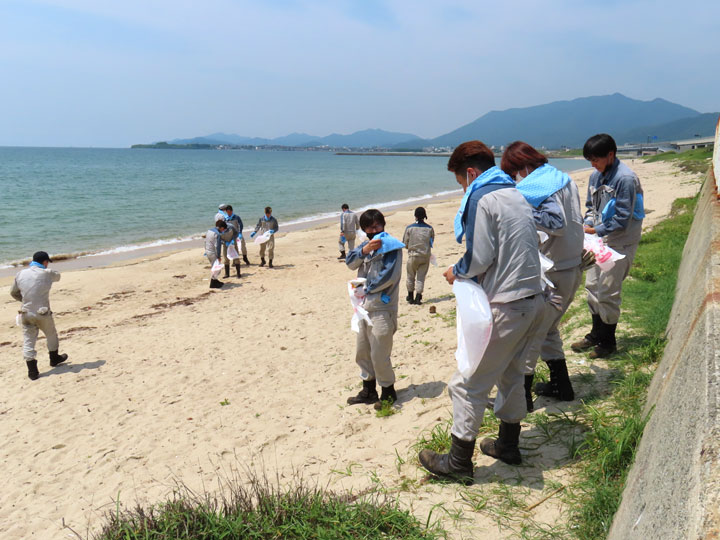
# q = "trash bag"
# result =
<box><xmin>254</xmin><ymin>230</ymin><xmax>273</xmax><ymax>245</ymax></box>
<box><xmin>583</xmin><ymin>233</ymin><xmax>625</xmax><ymax>272</ymax></box>
<box><xmin>430</xmin><ymin>253</ymin><xmax>438</xmax><ymax>267</ymax></box>
<box><xmin>453</xmin><ymin>278</ymin><xmax>493</xmax><ymax>379</ymax></box>
<box><xmin>227</xmin><ymin>243</ymin><xmax>240</xmax><ymax>260</ymax></box>
<box><xmin>348</xmin><ymin>278</ymin><xmax>372</xmax><ymax>333</ymax></box>
<box><xmin>210</xmin><ymin>259</ymin><xmax>223</xmax><ymax>279</ymax></box>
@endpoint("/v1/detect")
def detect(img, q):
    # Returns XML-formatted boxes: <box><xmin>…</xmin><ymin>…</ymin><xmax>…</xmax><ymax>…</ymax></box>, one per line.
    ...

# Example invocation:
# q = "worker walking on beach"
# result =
<box><xmin>338</xmin><ymin>203</ymin><xmax>360</xmax><ymax>260</ymax></box>
<box><xmin>501</xmin><ymin>141</ymin><xmax>586</xmax><ymax>410</ymax></box>
<box><xmin>572</xmin><ymin>133</ymin><xmax>644</xmax><ymax>358</ymax></box>
<box><xmin>345</xmin><ymin>209</ymin><xmax>403</xmax><ymax>410</ymax></box>
<box><xmin>216</xmin><ymin>204</ymin><xmax>250</xmax><ymax>266</ymax></box>
<box><xmin>221</xmin><ymin>204</ymin><xmax>244</xmax><ymax>278</ymax></box>
<box><xmin>10</xmin><ymin>251</ymin><xmax>69</xmax><ymax>380</ymax></box>
<box><xmin>206</xmin><ymin>219</ymin><xmax>231</xmax><ymax>288</ymax></box>
<box><xmin>403</xmin><ymin>206</ymin><xmax>434</xmax><ymax>305</ymax></box>
<box><xmin>251</xmin><ymin>206</ymin><xmax>279</xmax><ymax>268</ymax></box>
<box><xmin>419</xmin><ymin>141</ymin><xmax>544</xmax><ymax>484</ymax></box>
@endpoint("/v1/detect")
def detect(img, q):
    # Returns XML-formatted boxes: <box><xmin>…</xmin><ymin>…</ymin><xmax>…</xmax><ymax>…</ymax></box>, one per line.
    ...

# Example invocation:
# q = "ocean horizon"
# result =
<box><xmin>0</xmin><ymin>147</ymin><xmax>590</xmax><ymax>267</ymax></box>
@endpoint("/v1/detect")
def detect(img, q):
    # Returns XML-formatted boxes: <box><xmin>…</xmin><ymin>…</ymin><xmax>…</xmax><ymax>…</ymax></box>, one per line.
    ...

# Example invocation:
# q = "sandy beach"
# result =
<box><xmin>0</xmin><ymin>160</ymin><xmax>703</xmax><ymax>539</ymax></box>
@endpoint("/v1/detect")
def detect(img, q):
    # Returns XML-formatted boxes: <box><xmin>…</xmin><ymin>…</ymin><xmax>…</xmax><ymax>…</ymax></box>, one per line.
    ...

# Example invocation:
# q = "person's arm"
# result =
<box><xmin>10</xmin><ymin>278</ymin><xmax>22</xmax><ymax>301</ymax></box>
<box><xmin>345</xmin><ymin>242</ymin><xmax>368</xmax><ymax>270</ymax></box>
<box><xmin>584</xmin><ymin>179</ymin><xmax>595</xmax><ymax>226</ymax></box>
<box><xmin>238</xmin><ymin>217</ymin><xmax>244</xmax><ymax>233</ymax></box>
<box><xmin>365</xmin><ymin>250</ymin><xmax>401</xmax><ymax>293</ymax></box>
<box><xmin>533</xmin><ymin>193</ymin><xmax>565</xmax><ymax>235</ymax></box>
<box><xmin>453</xmin><ymin>198</ymin><xmax>496</xmax><ymax>279</ymax></box>
<box><xmin>48</xmin><ymin>269</ymin><xmax>61</xmax><ymax>282</ymax></box>
<box><xmin>273</xmin><ymin>217</ymin><xmax>279</xmax><ymax>233</ymax></box>
<box><xmin>594</xmin><ymin>175</ymin><xmax>636</xmax><ymax>237</ymax></box>
<box><xmin>254</xmin><ymin>219</ymin><xmax>262</xmax><ymax>233</ymax></box>
<box><xmin>430</xmin><ymin>226</ymin><xmax>435</xmax><ymax>248</ymax></box>
<box><xmin>340</xmin><ymin>214</ymin><xmax>346</xmax><ymax>233</ymax></box>
<box><xmin>402</xmin><ymin>226</ymin><xmax>410</xmax><ymax>247</ymax></box>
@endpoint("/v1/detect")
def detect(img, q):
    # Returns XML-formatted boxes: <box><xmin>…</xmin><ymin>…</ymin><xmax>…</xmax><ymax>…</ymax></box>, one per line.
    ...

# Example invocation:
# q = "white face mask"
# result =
<box><xmin>514</xmin><ymin>167</ymin><xmax>530</xmax><ymax>183</ymax></box>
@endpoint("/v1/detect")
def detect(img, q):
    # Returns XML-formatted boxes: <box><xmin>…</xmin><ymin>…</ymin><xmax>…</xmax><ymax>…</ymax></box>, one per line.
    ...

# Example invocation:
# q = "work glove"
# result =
<box><xmin>580</xmin><ymin>249</ymin><xmax>596</xmax><ymax>271</ymax></box>
<box><xmin>250</xmin><ymin>231</ymin><xmax>256</xmax><ymax>238</ymax></box>
<box><xmin>268</xmin><ymin>229</ymin><xmax>275</xmax><ymax>235</ymax></box>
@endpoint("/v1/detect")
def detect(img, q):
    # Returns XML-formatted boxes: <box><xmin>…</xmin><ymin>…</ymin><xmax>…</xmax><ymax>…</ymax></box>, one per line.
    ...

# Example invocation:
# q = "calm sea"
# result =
<box><xmin>0</xmin><ymin>147</ymin><xmax>589</xmax><ymax>266</ymax></box>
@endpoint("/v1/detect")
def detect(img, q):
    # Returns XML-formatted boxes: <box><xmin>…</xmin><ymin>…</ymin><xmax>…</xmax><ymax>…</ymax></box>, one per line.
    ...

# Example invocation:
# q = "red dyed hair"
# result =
<box><xmin>447</xmin><ymin>140</ymin><xmax>495</xmax><ymax>174</ymax></box>
<box><xmin>500</xmin><ymin>141</ymin><xmax>548</xmax><ymax>178</ymax></box>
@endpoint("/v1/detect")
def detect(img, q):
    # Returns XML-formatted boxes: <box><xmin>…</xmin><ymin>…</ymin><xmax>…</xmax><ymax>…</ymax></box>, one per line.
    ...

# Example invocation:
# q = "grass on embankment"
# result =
<box><xmin>644</xmin><ymin>147</ymin><xmax>713</xmax><ymax>174</ymax></box>
<box><xmin>91</xmin><ymin>472</ymin><xmax>445</xmax><ymax>540</ymax></box>
<box><xmin>566</xmin><ymin>194</ymin><xmax>698</xmax><ymax>540</ymax></box>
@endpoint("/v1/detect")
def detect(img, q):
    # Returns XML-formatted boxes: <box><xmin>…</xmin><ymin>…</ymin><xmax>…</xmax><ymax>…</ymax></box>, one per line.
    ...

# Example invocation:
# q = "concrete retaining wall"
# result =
<box><xmin>608</xmin><ymin>119</ymin><xmax>720</xmax><ymax>538</ymax></box>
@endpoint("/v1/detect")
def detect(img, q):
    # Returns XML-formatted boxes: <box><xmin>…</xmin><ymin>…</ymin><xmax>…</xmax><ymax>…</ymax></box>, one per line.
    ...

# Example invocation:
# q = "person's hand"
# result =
<box><xmin>362</xmin><ymin>239</ymin><xmax>382</xmax><ymax>255</ymax></box>
<box><xmin>584</xmin><ymin>225</ymin><xmax>596</xmax><ymax>234</ymax></box>
<box><xmin>443</xmin><ymin>265</ymin><xmax>456</xmax><ymax>285</ymax></box>
<box><xmin>250</xmin><ymin>231</ymin><xmax>256</xmax><ymax>238</ymax></box>
<box><xmin>580</xmin><ymin>248</ymin><xmax>596</xmax><ymax>271</ymax></box>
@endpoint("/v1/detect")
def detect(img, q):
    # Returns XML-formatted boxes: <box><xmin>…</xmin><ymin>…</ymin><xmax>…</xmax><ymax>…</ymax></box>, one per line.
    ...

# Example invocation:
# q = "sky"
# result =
<box><xmin>1</xmin><ymin>0</ymin><xmax>719</xmax><ymax>147</ymax></box>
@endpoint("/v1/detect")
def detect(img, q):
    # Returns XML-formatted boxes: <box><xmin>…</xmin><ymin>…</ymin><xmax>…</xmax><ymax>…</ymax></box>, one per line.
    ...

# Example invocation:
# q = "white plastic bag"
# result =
<box><xmin>253</xmin><ymin>230</ymin><xmax>273</xmax><ymax>244</ymax></box>
<box><xmin>538</xmin><ymin>252</ymin><xmax>556</xmax><ymax>288</ymax></box>
<box><xmin>210</xmin><ymin>259</ymin><xmax>223</xmax><ymax>279</ymax></box>
<box><xmin>583</xmin><ymin>233</ymin><xmax>625</xmax><ymax>272</ymax></box>
<box><xmin>355</xmin><ymin>229</ymin><xmax>368</xmax><ymax>243</ymax></box>
<box><xmin>430</xmin><ymin>254</ymin><xmax>438</xmax><ymax>267</ymax></box>
<box><xmin>16</xmin><ymin>313</ymin><xmax>22</xmax><ymax>326</ymax></box>
<box><xmin>453</xmin><ymin>278</ymin><xmax>493</xmax><ymax>379</ymax></box>
<box><xmin>227</xmin><ymin>243</ymin><xmax>240</xmax><ymax>260</ymax></box>
<box><xmin>348</xmin><ymin>278</ymin><xmax>372</xmax><ymax>333</ymax></box>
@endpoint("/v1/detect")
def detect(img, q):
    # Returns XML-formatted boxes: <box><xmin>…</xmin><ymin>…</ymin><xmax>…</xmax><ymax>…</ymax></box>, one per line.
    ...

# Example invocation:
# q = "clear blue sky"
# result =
<box><xmin>1</xmin><ymin>0</ymin><xmax>718</xmax><ymax>147</ymax></box>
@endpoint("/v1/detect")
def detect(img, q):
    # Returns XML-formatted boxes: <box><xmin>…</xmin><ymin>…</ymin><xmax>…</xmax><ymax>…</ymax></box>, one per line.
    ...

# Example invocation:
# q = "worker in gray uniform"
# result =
<box><xmin>402</xmin><ymin>206</ymin><xmax>434</xmax><ymax>305</ymax></box>
<box><xmin>501</xmin><ymin>141</ymin><xmax>586</xmax><ymax>411</ymax></box>
<box><xmin>572</xmin><ymin>134</ymin><xmax>644</xmax><ymax>358</ymax></box>
<box><xmin>338</xmin><ymin>203</ymin><xmax>360</xmax><ymax>260</ymax></box>
<box><xmin>345</xmin><ymin>209</ymin><xmax>403</xmax><ymax>410</ymax></box>
<box><xmin>251</xmin><ymin>206</ymin><xmax>279</xmax><ymax>268</ymax></box>
<box><xmin>10</xmin><ymin>251</ymin><xmax>69</xmax><ymax>380</ymax></box>
<box><xmin>419</xmin><ymin>140</ymin><xmax>545</xmax><ymax>484</ymax></box>
<box><xmin>216</xmin><ymin>204</ymin><xmax>250</xmax><ymax>266</ymax></box>
<box><xmin>221</xmin><ymin>204</ymin><xmax>243</xmax><ymax>278</ymax></box>
<box><xmin>205</xmin><ymin>219</ymin><xmax>231</xmax><ymax>288</ymax></box>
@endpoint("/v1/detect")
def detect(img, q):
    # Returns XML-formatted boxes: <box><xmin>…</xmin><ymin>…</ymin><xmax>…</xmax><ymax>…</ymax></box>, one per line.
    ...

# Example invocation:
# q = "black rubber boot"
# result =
<box><xmin>419</xmin><ymin>434</ymin><xmax>475</xmax><ymax>485</ymax></box>
<box><xmin>373</xmin><ymin>384</ymin><xmax>398</xmax><ymax>410</ymax></box>
<box><xmin>406</xmin><ymin>291</ymin><xmax>414</xmax><ymax>304</ymax></box>
<box><xmin>209</xmin><ymin>278</ymin><xmax>224</xmax><ymax>289</ymax></box>
<box><xmin>347</xmin><ymin>379</ymin><xmax>379</xmax><ymax>405</ymax></box>
<box><xmin>235</xmin><ymin>263</ymin><xmax>242</xmax><ymax>278</ymax></box>
<box><xmin>414</xmin><ymin>293</ymin><xmax>423</xmax><ymax>305</ymax></box>
<box><xmin>243</xmin><ymin>255</ymin><xmax>250</xmax><ymax>265</ymax></box>
<box><xmin>26</xmin><ymin>360</ymin><xmax>39</xmax><ymax>380</ymax></box>
<box><xmin>480</xmin><ymin>421</ymin><xmax>522</xmax><ymax>465</ymax></box>
<box><xmin>268</xmin><ymin>259</ymin><xmax>274</xmax><ymax>268</ymax></box>
<box><xmin>49</xmin><ymin>350</ymin><xmax>68</xmax><ymax>367</ymax></box>
<box><xmin>524</xmin><ymin>374</ymin><xmax>534</xmax><ymax>412</ymax></box>
<box><xmin>534</xmin><ymin>359</ymin><xmax>574</xmax><ymax>401</ymax></box>
<box><xmin>337</xmin><ymin>251</ymin><xmax>346</xmax><ymax>260</ymax></box>
<box><xmin>224</xmin><ymin>264</ymin><xmax>230</xmax><ymax>278</ymax></box>
<box><xmin>260</xmin><ymin>258</ymin><xmax>266</xmax><ymax>267</ymax></box>
<box><xmin>590</xmin><ymin>322</ymin><xmax>617</xmax><ymax>358</ymax></box>
<box><xmin>571</xmin><ymin>314</ymin><xmax>602</xmax><ymax>351</ymax></box>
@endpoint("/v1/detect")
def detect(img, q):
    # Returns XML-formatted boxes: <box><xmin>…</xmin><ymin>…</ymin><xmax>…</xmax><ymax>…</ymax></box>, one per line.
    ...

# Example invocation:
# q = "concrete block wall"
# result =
<box><xmin>608</xmin><ymin>118</ymin><xmax>720</xmax><ymax>539</ymax></box>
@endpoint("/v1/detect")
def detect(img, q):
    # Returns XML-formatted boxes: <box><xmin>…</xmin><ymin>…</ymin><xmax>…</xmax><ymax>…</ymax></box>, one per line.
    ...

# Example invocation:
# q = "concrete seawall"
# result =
<box><xmin>608</xmin><ymin>120</ymin><xmax>720</xmax><ymax>538</ymax></box>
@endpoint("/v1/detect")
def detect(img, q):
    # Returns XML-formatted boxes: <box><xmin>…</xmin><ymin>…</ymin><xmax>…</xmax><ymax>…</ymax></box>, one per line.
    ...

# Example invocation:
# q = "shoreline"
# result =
<box><xmin>0</xmin><ymin>188</ymin><xmax>463</xmax><ymax>279</ymax></box>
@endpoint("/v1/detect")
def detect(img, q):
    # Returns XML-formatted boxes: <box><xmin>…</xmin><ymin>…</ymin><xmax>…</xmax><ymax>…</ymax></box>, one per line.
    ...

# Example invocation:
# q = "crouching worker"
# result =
<box><xmin>419</xmin><ymin>141</ymin><xmax>544</xmax><ymax>484</ymax></box>
<box><xmin>10</xmin><ymin>251</ymin><xmax>68</xmax><ymax>380</ymax></box>
<box><xmin>345</xmin><ymin>209</ymin><xmax>403</xmax><ymax>410</ymax></box>
<box><xmin>206</xmin><ymin>219</ymin><xmax>231</xmax><ymax>288</ymax></box>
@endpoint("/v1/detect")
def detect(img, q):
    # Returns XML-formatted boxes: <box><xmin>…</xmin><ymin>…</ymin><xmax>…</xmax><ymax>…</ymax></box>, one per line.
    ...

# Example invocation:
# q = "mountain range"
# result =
<box><xmin>161</xmin><ymin>94</ymin><xmax>718</xmax><ymax>150</ymax></box>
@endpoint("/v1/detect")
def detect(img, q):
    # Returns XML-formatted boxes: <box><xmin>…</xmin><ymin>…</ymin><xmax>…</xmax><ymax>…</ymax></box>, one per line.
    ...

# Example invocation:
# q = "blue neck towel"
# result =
<box><xmin>515</xmin><ymin>164</ymin><xmax>571</xmax><ymax>208</ymax></box>
<box><xmin>453</xmin><ymin>166</ymin><xmax>515</xmax><ymax>243</ymax></box>
<box><xmin>374</xmin><ymin>231</ymin><xmax>405</xmax><ymax>254</ymax></box>
<box><xmin>29</xmin><ymin>261</ymin><xmax>45</xmax><ymax>269</ymax></box>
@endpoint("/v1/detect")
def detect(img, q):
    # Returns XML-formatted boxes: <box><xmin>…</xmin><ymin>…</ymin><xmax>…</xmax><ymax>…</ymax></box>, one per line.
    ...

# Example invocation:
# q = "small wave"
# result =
<box><xmin>78</xmin><ymin>235</ymin><xmax>201</xmax><ymax>259</ymax></box>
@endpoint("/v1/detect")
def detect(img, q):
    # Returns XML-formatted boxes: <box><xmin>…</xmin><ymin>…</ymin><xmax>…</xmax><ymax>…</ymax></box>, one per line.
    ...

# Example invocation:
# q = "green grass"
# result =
<box><xmin>644</xmin><ymin>147</ymin><xmax>713</xmax><ymax>174</ymax></box>
<box><xmin>93</xmin><ymin>473</ymin><xmax>445</xmax><ymax>540</ymax></box>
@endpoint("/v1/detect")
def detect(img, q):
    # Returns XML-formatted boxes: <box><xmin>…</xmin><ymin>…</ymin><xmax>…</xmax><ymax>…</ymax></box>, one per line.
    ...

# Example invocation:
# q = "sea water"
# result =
<box><xmin>0</xmin><ymin>147</ymin><xmax>589</xmax><ymax>266</ymax></box>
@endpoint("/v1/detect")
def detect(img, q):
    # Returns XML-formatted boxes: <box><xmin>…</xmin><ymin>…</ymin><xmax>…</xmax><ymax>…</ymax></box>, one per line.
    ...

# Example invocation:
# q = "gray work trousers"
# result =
<box><xmin>449</xmin><ymin>294</ymin><xmax>545</xmax><ymax>441</ymax></box>
<box><xmin>585</xmin><ymin>242</ymin><xmax>638</xmax><ymax>324</ymax></box>
<box><xmin>259</xmin><ymin>236</ymin><xmax>275</xmax><ymax>260</ymax></box>
<box><xmin>355</xmin><ymin>310</ymin><xmax>397</xmax><ymax>388</ymax></box>
<box><xmin>524</xmin><ymin>266</ymin><xmax>583</xmax><ymax>374</ymax></box>
<box><xmin>222</xmin><ymin>240</ymin><xmax>240</xmax><ymax>265</ymax></box>
<box><xmin>339</xmin><ymin>234</ymin><xmax>356</xmax><ymax>252</ymax></box>
<box><xmin>21</xmin><ymin>312</ymin><xmax>59</xmax><ymax>360</ymax></box>
<box><xmin>406</xmin><ymin>255</ymin><xmax>430</xmax><ymax>294</ymax></box>
<box><xmin>239</xmin><ymin>236</ymin><xmax>248</xmax><ymax>257</ymax></box>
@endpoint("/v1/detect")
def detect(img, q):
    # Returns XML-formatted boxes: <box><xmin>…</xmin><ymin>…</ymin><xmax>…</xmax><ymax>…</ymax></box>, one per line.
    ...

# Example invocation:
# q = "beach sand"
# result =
<box><xmin>0</xmin><ymin>160</ymin><xmax>703</xmax><ymax>538</ymax></box>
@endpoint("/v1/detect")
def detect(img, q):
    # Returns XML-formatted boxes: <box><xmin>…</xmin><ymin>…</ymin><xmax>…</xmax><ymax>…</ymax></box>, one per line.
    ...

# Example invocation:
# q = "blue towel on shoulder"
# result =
<box><xmin>375</xmin><ymin>231</ymin><xmax>405</xmax><ymax>254</ymax></box>
<box><xmin>515</xmin><ymin>164</ymin><xmax>570</xmax><ymax>208</ymax></box>
<box><xmin>453</xmin><ymin>166</ymin><xmax>515</xmax><ymax>243</ymax></box>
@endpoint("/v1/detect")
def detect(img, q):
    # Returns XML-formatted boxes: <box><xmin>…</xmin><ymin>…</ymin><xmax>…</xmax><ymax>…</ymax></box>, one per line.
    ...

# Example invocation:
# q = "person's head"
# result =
<box><xmin>501</xmin><ymin>141</ymin><xmax>549</xmax><ymax>181</ymax></box>
<box><xmin>414</xmin><ymin>207</ymin><xmax>427</xmax><ymax>221</ymax></box>
<box><xmin>32</xmin><ymin>251</ymin><xmax>52</xmax><ymax>268</ymax></box>
<box><xmin>447</xmin><ymin>140</ymin><xmax>496</xmax><ymax>192</ymax></box>
<box><xmin>225</xmin><ymin>205</ymin><xmax>233</xmax><ymax>213</ymax></box>
<box><xmin>264</xmin><ymin>206</ymin><xmax>272</xmax><ymax>216</ymax></box>
<box><xmin>341</xmin><ymin>203</ymin><xmax>349</xmax><ymax>211</ymax></box>
<box><xmin>218</xmin><ymin>204</ymin><xmax>229</xmax><ymax>213</ymax></box>
<box><xmin>215</xmin><ymin>219</ymin><xmax>227</xmax><ymax>231</ymax></box>
<box><xmin>359</xmin><ymin>209</ymin><xmax>385</xmax><ymax>239</ymax></box>
<box><xmin>583</xmin><ymin>134</ymin><xmax>617</xmax><ymax>173</ymax></box>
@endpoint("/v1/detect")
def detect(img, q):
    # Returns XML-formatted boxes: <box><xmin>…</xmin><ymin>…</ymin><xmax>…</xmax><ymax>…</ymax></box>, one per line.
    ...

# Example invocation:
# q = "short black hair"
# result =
<box><xmin>215</xmin><ymin>219</ymin><xmax>227</xmax><ymax>229</ymax></box>
<box><xmin>264</xmin><ymin>206</ymin><xmax>272</xmax><ymax>214</ymax></box>
<box><xmin>225</xmin><ymin>205</ymin><xmax>233</xmax><ymax>212</ymax></box>
<box><xmin>583</xmin><ymin>134</ymin><xmax>617</xmax><ymax>160</ymax></box>
<box><xmin>414</xmin><ymin>207</ymin><xmax>427</xmax><ymax>221</ymax></box>
<box><xmin>341</xmin><ymin>203</ymin><xmax>349</xmax><ymax>210</ymax></box>
<box><xmin>359</xmin><ymin>209</ymin><xmax>385</xmax><ymax>231</ymax></box>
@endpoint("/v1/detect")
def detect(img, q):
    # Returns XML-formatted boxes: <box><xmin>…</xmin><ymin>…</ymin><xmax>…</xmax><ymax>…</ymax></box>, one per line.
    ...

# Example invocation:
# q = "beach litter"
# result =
<box><xmin>348</xmin><ymin>278</ymin><xmax>372</xmax><ymax>333</ymax></box>
<box><xmin>583</xmin><ymin>233</ymin><xmax>625</xmax><ymax>271</ymax></box>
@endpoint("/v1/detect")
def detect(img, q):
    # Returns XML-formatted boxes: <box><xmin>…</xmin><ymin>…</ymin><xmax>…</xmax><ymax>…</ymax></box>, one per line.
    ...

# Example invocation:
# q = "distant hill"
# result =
<box><xmin>614</xmin><ymin>112</ymin><xmax>719</xmax><ymax>144</ymax></box>
<box><xmin>395</xmin><ymin>93</ymin><xmax>705</xmax><ymax>149</ymax></box>
<box><xmin>170</xmin><ymin>129</ymin><xmax>419</xmax><ymax>148</ymax></box>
